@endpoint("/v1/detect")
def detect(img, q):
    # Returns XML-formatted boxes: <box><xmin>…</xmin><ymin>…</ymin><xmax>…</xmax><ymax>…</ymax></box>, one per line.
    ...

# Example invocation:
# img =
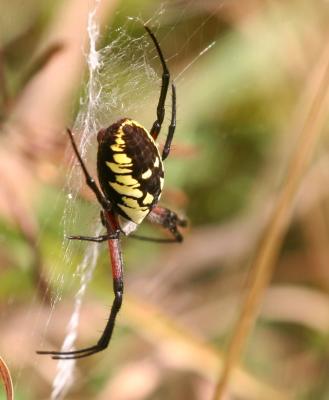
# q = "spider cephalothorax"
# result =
<box><xmin>38</xmin><ymin>25</ymin><xmax>186</xmax><ymax>360</ymax></box>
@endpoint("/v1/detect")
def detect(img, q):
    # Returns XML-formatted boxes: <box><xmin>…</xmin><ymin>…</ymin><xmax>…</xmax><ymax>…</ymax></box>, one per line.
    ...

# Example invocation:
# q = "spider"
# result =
<box><xmin>37</xmin><ymin>25</ymin><xmax>186</xmax><ymax>360</ymax></box>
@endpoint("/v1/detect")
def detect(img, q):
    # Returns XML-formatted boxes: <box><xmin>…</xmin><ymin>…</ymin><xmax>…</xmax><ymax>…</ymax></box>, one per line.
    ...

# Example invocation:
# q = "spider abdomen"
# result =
<box><xmin>97</xmin><ymin>118</ymin><xmax>164</xmax><ymax>224</ymax></box>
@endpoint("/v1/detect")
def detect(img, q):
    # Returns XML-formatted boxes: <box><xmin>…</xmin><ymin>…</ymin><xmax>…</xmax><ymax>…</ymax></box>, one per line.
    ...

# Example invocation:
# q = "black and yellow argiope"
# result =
<box><xmin>37</xmin><ymin>25</ymin><xmax>186</xmax><ymax>359</ymax></box>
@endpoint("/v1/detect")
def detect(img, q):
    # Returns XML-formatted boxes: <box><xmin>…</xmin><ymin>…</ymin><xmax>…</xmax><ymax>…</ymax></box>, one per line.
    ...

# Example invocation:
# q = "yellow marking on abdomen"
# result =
<box><xmin>160</xmin><ymin>177</ymin><xmax>164</xmax><ymax>190</ymax></box>
<box><xmin>141</xmin><ymin>169</ymin><xmax>152</xmax><ymax>179</ymax></box>
<box><xmin>118</xmin><ymin>204</ymin><xmax>149</xmax><ymax>224</ymax></box>
<box><xmin>116</xmin><ymin>175</ymin><xmax>139</xmax><ymax>186</ymax></box>
<box><xmin>154</xmin><ymin>157</ymin><xmax>160</xmax><ymax>168</ymax></box>
<box><xmin>109</xmin><ymin>182</ymin><xmax>143</xmax><ymax>198</ymax></box>
<box><xmin>110</xmin><ymin>144</ymin><xmax>125</xmax><ymax>152</ymax></box>
<box><xmin>122</xmin><ymin>119</ymin><xmax>145</xmax><ymax>131</ymax></box>
<box><xmin>122</xmin><ymin>197</ymin><xmax>141</xmax><ymax>209</ymax></box>
<box><xmin>143</xmin><ymin>192</ymin><xmax>154</xmax><ymax>205</ymax></box>
<box><xmin>113</xmin><ymin>153</ymin><xmax>132</xmax><ymax>165</ymax></box>
<box><xmin>115</xmin><ymin>136</ymin><xmax>125</xmax><ymax>145</ymax></box>
<box><xmin>121</xmin><ymin>119</ymin><xmax>156</xmax><ymax>145</ymax></box>
<box><xmin>106</xmin><ymin>162</ymin><xmax>132</xmax><ymax>174</ymax></box>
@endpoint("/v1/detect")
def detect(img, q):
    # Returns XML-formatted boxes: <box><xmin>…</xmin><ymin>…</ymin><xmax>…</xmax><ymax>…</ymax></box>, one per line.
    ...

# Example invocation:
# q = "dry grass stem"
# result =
<box><xmin>213</xmin><ymin>38</ymin><xmax>329</xmax><ymax>400</ymax></box>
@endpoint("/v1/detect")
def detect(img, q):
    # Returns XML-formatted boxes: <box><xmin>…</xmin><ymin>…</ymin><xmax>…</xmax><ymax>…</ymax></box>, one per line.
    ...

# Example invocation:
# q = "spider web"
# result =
<box><xmin>49</xmin><ymin>5</ymin><xmax>165</xmax><ymax>400</ymax></box>
<box><xmin>30</xmin><ymin>2</ymin><xmax>217</xmax><ymax>398</ymax></box>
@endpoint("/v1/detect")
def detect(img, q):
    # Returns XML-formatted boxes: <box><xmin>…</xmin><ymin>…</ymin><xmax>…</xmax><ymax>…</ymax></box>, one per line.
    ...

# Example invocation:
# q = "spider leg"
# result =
<box><xmin>144</xmin><ymin>25</ymin><xmax>170</xmax><ymax>140</ymax></box>
<box><xmin>129</xmin><ymin>234</ymin><xmax>180</xmax><ymax>243</ymax></box>
<box><xmin>37</xmin><ymin>274</ymin><xmax>123</xmax><ymax>359</ymax></box>
<box><xmin>162</xmin><ymin>83</ymin><xmax>176</xmax><ymax>161</ymax></box>
<box><xmin>66</xmin><ymin>232</ymin><xmax>119</xmax><ymax>243</ymax></box>
<box><xmin>146</xmin><ymin>205</ymin><xmax>187</xmax><ymax>242</ymax></box>
<box><xmin>37</xmin><ymin>212</ymin><xmax>124</xmax><ymax>359</ymax></box>
<box><xmin>66</xmin><ymin>128</ymin><xmax>111</xmax><ymax>211</ymax></box>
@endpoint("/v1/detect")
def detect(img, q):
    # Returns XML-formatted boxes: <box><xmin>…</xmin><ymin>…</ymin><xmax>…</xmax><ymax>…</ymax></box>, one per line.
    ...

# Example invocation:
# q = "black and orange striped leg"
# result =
<box><xmin>37</xmin><ymin>212</ymin><xmax>124</xmax><ymax>359</ymax></box>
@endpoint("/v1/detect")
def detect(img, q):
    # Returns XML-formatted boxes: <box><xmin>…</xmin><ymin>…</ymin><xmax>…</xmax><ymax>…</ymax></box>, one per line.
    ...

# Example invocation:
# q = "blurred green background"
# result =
<box><xmin>1</xmin><ymin>1</ymin><xmax>329</xmax><ymax>399</ymax></box>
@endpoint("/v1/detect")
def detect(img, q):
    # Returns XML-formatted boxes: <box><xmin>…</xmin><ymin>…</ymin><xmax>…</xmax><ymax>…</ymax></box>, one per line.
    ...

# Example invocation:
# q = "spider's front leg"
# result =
<box><xmin>144</xmin><ymin>25</ymin><xmax>170</xmax><ymax>140</ymax></box>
